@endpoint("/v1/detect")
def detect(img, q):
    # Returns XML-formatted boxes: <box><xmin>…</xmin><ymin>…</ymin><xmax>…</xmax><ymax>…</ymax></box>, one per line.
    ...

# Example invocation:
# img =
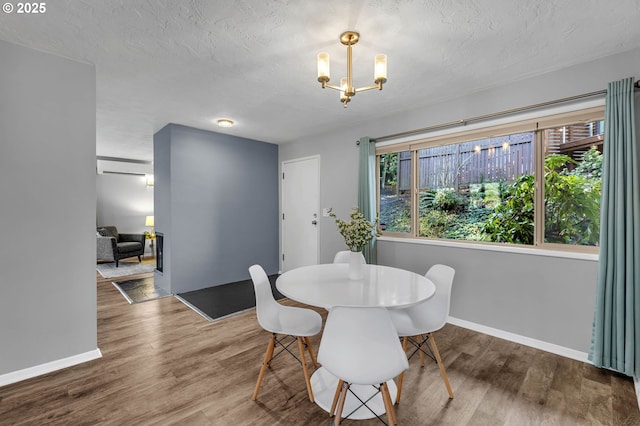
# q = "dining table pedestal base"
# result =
<box><xmin>310</xmin><ymin>367</ymin><xmax>398</xmax><ymax>420</ymax></box>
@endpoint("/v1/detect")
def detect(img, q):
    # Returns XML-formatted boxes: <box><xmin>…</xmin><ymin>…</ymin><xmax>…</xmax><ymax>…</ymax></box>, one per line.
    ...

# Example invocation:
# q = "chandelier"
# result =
<box><xmin>317</xmin><ymin>31</ymin><xmax>387</xmax><ymax>107</ymax></box>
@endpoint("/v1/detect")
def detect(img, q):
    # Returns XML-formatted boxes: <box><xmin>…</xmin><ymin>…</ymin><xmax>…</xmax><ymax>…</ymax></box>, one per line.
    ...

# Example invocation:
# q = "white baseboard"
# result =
<box><xmin>447</xmin><ymin>316</ymin><xmax>589</xmax><ymax>363</ymax></box>
<box><xmin>0</xmin><ymin>348</ymin><xmax>102</xmax><ymax>388</ymax></box>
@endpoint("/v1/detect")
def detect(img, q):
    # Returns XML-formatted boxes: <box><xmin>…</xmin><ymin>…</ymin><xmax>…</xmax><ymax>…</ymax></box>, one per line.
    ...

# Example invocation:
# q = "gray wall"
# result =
<box><xmin>154</xmin><ymin>124</ymin><xmax>278</xmax><ymax>294</ymax></box>
<box><xmin>0</xmin><ymin>41</ymin><xmax>97</xmax><ymax>375</ymax></box>
<box><xmin>153</xmin><ymin>126</ymin><xmax>172</xmax><ymax>294</ymax></box>
<box><xmin>378</xmin><ymin>241</ymin><xmax>598</xmax><ymax>352</ymax></box>
<box><xmin>279</xmin><ymin>47</ymin><xmax>640</xmax><ymax>354</ymax></box>
<box><xmin>96</xmin><ymin>173</ymin><xmax>154</xmax><ymax>253</ymax></box>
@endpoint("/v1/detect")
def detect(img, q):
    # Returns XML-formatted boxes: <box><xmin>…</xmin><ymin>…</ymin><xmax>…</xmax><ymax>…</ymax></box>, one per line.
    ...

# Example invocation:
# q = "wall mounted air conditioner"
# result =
<box><xmin>96</xmin><ymin>158</ymin><xmax>153</xmax><ymax>176</ymax></box>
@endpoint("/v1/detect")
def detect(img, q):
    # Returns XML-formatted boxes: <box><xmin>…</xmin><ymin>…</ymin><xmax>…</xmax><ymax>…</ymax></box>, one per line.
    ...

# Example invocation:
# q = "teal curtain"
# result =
<box><xmin>358</xmin><ymin>136</ymin><xmax>377</xmax><ymax>264</ymax></box>
<box><xmin>589</xmin><ymin>77</ymin><xmax>640</xmax><ymax>378</ymax></box>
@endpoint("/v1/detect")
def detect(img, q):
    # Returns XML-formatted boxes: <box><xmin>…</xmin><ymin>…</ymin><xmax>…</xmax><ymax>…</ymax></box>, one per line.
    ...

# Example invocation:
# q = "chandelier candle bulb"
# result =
<box><xmin>374</xmin><ymin>54</ymin><xmax>387</xmax><ymax>84</ymax></box>
<box><xmin>339</xmin><ymin>77</ymin><xmax>350</xmax><ymax>106</ymax></box>
<box><xmin>317</xmin><ymin>52</ymin><xmax>330</xmax><ymax>83</ymax></box>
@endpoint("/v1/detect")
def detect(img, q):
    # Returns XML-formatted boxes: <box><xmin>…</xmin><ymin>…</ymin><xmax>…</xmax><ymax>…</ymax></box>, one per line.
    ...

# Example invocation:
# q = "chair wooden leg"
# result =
<box><xmin>381</xmin><ymin>382</ymin><xmax>397</xmax><ymax>426</ymax></box>
<box><xmin>329</xmin><ymin>379</ymin><xmax>344</xmax><ymax>417</ymax></box>
<box><xmin>402</xmin><ymin>336</ymin><xmax>409</xmax><ymax>353</ymax></box>
<box><xmin>395</xmin><ymin>336</ymin><xmax>409</xmax><ymax>404</ymax></box>
<box><xmin>304</xmin><ymin>336</ymin><xmax>319</xmax><ymax>368</ymax></box>
<box><xmin>297</xmin><ymin>337</ymin><xmax>315</xmax><ymax>402</ymax></box>
<box><xmin>252</xmin><ymin>334</ymin><xmax>276</xmax><ymax>400</ymax></box>
<box><xmin>418</xmin><ymin>334</ymin><xmax>426</xmax><ymax>367</ymax></box>
<box><xmin>333</xmin><ymin>381</ymin><xmax>349</xmax><ymax>426</ymax></box>
<box><xmin>428</xmin><ymin>333</ymin><xmax>454</xmax><ymax>399</ymax></box>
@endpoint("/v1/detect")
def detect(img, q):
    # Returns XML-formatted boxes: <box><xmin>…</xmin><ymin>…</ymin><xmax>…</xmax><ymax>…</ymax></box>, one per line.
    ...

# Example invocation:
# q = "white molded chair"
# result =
<box><xmin>332</xmin><ymin>250</ymin><xmax>366</xmax><ymax>264</ymax></box>
<box><xmin>318</xmin><ymin>306</ymin><xmax>409</xmax><ymax>426</ymax></box>
<box><xmin>389</xmin><ymin>264</ymin><xmax>455</xmax><ymax>402</ymax></box>
<box><xmin>249</xmin><ymin>264</ymin><xmax>323</xmax><ymax>402</ymax></box>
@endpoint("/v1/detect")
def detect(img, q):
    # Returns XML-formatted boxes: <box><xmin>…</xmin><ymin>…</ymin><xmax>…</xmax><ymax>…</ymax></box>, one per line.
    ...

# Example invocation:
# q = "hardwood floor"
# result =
<box><xmin>1</xmin><ymin>270</ymin><xmax>638</xmax><ymax>425</ymax></box>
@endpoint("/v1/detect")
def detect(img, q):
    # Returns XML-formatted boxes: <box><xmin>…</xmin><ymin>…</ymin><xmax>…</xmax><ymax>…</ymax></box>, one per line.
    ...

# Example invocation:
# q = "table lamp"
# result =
<box><xmin>145</xmin><ymin>215</ymin><xmax>155</xmax><ymax>235</ymax></box>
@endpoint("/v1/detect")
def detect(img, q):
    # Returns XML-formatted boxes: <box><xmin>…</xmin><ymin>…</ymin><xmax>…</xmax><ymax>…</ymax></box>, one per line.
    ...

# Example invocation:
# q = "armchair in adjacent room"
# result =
<box><xmin>96</xmin><ymin>225</ymin><xmax>146</xmax><ymax>267</ymax></box>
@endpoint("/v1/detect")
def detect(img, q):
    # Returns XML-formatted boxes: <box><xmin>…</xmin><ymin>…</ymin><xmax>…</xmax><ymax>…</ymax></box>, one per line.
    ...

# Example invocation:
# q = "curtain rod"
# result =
<box><xmin>372</xmin><ymin>80</ymin><xmax>640</xmax><ymax>143</ymax></box>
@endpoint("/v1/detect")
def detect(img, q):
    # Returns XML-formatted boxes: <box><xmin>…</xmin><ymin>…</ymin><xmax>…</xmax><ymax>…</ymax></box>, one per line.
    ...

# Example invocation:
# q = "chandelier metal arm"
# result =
<box><xmin>321</xmin><ymin>82</ymin><xmax>383</xmax><ymax>93</ymax></box>
<box><xmin>321</xmin><ymin>82</ymin><xmax>344</xmax><ymax>91</ymax></box>
<box><xmin>355</xmin><ymin>82</ymin><xmax>384</xmax><ymax>93</ymax></box>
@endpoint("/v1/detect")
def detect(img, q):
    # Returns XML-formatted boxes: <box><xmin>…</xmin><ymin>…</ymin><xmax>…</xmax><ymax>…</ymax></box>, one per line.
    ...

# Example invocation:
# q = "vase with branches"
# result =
<box><xmin>328</xmin><ymin>207</ymin><xmax>379</xmax><ymax>252</ymax></box>
<box><xmin>328</xmin><ymin>207</ymin><xmax>379</xmax><ymax>279</ymax></box>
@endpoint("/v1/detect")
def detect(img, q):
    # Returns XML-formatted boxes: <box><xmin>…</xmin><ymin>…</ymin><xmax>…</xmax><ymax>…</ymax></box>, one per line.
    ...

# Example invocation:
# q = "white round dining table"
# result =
<box><xmin>276</xmin><ymin>263</ymin><xmax>436</xmax><ymax>310</ymax></box>
<box><xmin>276</xmin><ymin>263</ymin><xmax>436</xmax><ymax>420</ymax></box>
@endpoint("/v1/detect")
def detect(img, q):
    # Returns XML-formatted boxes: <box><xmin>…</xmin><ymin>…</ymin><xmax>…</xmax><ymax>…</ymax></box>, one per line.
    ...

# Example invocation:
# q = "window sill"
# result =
<box><xmin>377</xmin><ymin>236</ymin><xmax>599</xmax><ymax>262</ymax></box>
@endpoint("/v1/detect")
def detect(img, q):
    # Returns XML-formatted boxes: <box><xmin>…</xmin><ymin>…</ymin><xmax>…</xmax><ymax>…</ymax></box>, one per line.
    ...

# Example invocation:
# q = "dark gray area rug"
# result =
<box><xmin>112</xmin><ymin>277</ymin><xmax>171</xmax><ymax>304</ymax></box>
<box><xmin>176</xmin><ymin>275</ymin><xmax>282</xmax><ymax>322</ymax></box>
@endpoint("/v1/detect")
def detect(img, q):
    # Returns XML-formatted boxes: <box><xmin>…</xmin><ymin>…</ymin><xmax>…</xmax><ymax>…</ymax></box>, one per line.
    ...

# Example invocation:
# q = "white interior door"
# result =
<box><xmin>282</xmin><ymin>156</ymin><xmax>319</xmax><ymax>272</ymax></box>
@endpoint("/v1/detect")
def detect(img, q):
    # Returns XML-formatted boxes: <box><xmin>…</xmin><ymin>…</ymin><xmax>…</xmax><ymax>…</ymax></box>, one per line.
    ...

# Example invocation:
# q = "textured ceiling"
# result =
<box><xmin>2</xmin><ymin>0</ymin><xmax>640</xmax><ymax>161</ymax></box>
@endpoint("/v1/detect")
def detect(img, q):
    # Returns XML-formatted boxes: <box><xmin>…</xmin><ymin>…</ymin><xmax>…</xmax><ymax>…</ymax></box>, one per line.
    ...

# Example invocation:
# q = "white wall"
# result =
<box><xmin>0</xmin><ymin>41</ymin><xmax>98</xmax><ymax>377</ymax></box>
<box><xmin>279</xmin><ymin>47</ymin><xmax>640</xmax><ymax>355</ymax></box>
<box><xmin>96</xmin><ymin>173</ymin><xmax>154</xmax><ymax>253</ymax></box>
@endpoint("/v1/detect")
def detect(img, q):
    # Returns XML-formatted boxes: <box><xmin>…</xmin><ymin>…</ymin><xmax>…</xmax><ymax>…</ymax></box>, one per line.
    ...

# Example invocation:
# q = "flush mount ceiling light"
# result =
<box><xmin>317</xmin><ymin>31</ymin><xmax>387</xmax><ymax>108</ymax></box>
<box><xmin>217</xmin><ymin>118</ymin><xmax>235</xmax><ymax>128</ymax></box>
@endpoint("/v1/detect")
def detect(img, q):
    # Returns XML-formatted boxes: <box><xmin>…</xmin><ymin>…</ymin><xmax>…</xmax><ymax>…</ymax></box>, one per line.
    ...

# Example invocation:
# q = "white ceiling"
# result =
<box><xmin>2</xmin><ymin>0</ymin><xmax>640</xmax><ymax>162</ymax></box>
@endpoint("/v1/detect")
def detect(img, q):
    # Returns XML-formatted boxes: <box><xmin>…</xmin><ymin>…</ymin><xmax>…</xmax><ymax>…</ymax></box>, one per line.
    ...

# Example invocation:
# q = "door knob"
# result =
<box><xmin>311</xmin><ymin>220</ymin><xmax>318</xmax><ymax>225</ymax></box>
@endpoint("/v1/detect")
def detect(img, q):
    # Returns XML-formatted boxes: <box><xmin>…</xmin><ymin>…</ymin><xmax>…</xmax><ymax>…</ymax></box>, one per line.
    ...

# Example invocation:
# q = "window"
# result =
<box><xmin>377</xmin><ymin>107</ymin><xmax>604</xmax><ymax>251</ymax></box>
<box><xmin>379</xmin><ymin>151</ymin><xmax>412</xmax><ymax>233</ymax></box>
<box><xmin>542</xmin><ymin>122</ymin><xmax>603</xmax><ymax>246</ymax></box>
